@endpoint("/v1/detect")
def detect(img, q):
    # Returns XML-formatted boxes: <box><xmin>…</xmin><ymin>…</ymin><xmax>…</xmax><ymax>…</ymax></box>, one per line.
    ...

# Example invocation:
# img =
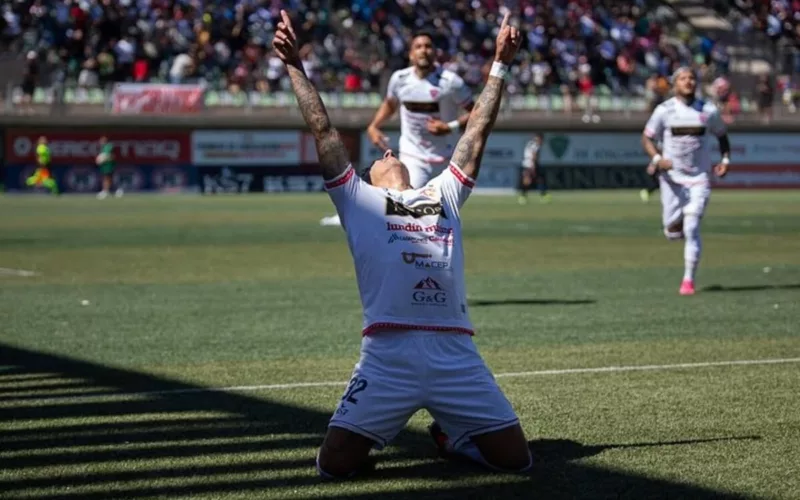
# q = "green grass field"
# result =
<box><xmin>0</xmin><ymin>190</ymin><xmax>798</xmax><ymax>500</ymax></box>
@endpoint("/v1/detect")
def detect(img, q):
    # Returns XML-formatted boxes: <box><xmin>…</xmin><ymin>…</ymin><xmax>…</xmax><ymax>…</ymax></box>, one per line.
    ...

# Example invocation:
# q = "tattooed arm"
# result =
<box><xmin>448</xmin><ymin>77</ymin><xmax>505</xmax><ymax>180</ymax></box>
<box><xmin>273</xmin><ymin>10</ymin><xmax>349</xmax><ymax>181</ymax></box>
<box><xmin>449</xmin><ymin>14</ymin><xmax>521</xmax><ymax>180</ymax></box>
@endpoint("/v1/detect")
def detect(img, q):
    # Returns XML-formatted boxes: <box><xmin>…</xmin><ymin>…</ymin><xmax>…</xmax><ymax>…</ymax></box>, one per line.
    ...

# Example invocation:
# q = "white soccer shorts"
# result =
<box><xmin>659</xmin><ymin>175</ymin><xmax>711</xmax><ymax>230</ymax></box>
<box><xmin>400</xmin><ymin>154</ymin><xmax>447</xmax><ymax>189</ymax></box>
<box><xmin>328</xmin><ymin>330</ymin><xmax>520</xmax><ymax>451</ymax></box>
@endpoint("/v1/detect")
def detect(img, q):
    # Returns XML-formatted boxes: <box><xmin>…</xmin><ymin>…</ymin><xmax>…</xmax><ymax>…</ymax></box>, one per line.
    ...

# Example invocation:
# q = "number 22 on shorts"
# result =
<box><xmin>341</xmin><ymin>376</ymin><xmax>368</xmax><ymax>404</ymax></box>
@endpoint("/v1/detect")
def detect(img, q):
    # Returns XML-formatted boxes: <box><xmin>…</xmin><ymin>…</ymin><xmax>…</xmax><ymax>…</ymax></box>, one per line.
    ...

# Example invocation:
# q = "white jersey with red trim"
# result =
<box><xmin>387</xmin><ymin>66</ymin><xmax>474</xmax><ymax>165</ymax></box>
<box><xmin>644</xmin><ymin>97</ymin><xmax>726</xmax><ymax>184</ymax></box>
<box><xmin>324</xmin><ymin>162</ymin><xmax>476</xmax><ymax>336</ymax></box>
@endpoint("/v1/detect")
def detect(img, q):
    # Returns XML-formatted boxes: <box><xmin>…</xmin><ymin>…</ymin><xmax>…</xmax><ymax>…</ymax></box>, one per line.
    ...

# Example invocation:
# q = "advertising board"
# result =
<box><xmin>4</xmin><ymin>165</ymin><xmax>197</xmax><ymax>193</ymax></box>
<box><xmin>111</xmin><ymin>83</ymin><xmax>205</xmax><ymax>114</ymax></box>
<box><xmin>191</xmin><ymin>131</ymin><xmax>303</xmax><ymax>166</ymax></box>
<box><xmin>198</xmin><ymin>166</ymin><xmax>324</xmax><ymax>194</ymax></box>
<box><xmin>5</xmin><ymin>130</ymin><xmax>191</xmax><ymax>165</ymax></box>
<box><xmin>360</xmin><ymin>131</ymin><xmax>800</xmax><ymax>189</ymax></box>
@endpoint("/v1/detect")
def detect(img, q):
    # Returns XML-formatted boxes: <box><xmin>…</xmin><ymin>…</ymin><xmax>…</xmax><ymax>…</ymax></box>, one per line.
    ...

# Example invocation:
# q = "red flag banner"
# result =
<box><xmin>111</xmin><ymin>83</ymin><xmax>205</xmax><ymax>114</ymax></box>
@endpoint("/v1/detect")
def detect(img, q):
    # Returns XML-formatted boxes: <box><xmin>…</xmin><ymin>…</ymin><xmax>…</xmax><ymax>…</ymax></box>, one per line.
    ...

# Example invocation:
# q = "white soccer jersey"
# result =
<box><xmin>324</xmin><ymin>162</ymin><xmax>475</xmax><ymax>336</ymax></box>
<box><xmin>387</xmin><ymin>66</ymin><xmax>474</xmax><ymax>165</ymax></box>
<box><xmin>644</xmin><ymin>97</ymin><xmax>726</xmax><ymax>184</ymax></box>
<box><xmin>522</xmin><ymin>140</ymin><xmax>540</xmax><ymax>169</ymax></box>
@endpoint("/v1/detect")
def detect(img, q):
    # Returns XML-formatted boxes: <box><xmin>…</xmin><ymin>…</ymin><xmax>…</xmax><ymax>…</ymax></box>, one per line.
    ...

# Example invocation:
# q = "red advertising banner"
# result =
<box><xmin>6</xmin><ymin>130</ymin><xmax>192</xmax><ymax>165</ymax></box>
<box><xmin>111</xmin><ymin>83</ymin><xmax>205</xmax><ymax>114</ymax></box>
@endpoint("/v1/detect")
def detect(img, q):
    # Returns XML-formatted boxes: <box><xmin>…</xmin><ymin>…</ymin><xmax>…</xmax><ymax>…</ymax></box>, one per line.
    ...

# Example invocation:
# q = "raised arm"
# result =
<box><xmin>367</xmin><ymin>95</ymin><xmax>398</xmax><ymax>151</ymax></box>
<box><xmin>449</xmin><ymin>13</ymin><xmax>521</xmax><ymax>180</ymax></box>
<box><xmin>272</xmin><ymin>10</ymin><xmax>349</xmax><ymax>180</ymax></box>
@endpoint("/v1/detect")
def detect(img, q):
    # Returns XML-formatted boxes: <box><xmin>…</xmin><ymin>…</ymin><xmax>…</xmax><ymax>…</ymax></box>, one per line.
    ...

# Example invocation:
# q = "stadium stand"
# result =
<box><xmin>0</xmin><ymin>0</ymin><xmax>795</xmax><ymax>114</ymax></box>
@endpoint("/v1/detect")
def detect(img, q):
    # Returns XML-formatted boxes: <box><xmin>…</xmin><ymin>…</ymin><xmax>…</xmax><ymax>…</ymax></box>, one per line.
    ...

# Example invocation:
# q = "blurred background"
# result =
<box><xmin>1</xmin><ymin>0</ymin><xmax>798</xmax><ymax>119</ymax></box>
<box><xmin>0</xmin><ymin>0</ymin><xmax>799</xmax><ymax>194</ymax></box>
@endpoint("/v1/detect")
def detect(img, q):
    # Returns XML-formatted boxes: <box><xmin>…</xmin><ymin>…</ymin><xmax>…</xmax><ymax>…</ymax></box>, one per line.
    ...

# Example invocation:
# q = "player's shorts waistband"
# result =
<box><xmin>362</xmin><ymin>322</ymin><xmax>474</xmax><ymax>336</ymax></box>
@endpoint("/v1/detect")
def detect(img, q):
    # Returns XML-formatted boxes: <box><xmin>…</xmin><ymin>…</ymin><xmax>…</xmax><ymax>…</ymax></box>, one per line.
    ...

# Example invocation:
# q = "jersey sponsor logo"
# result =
<box><xmin>430</xmin><ymin>89</ymin><xmax>440</xmax><ymax>99</ymax></box>
<box><xmin>670</xmin><ymin>126</ymin><xmax>706</xmax><ymax>136</ymax></box>
<box><xmin>402</xmin><ymin>101</ymin><xmax>440</xmax><ymax>113</ymax></box>
<box><xmin>385</xmin><ymin>198</ymin><xmax>448</xmax><ymax>219</ymax></box>
<box><xmin>387</xmin><ymin>232</ymin><xmax>454</xmax><ymax>246</ymax></box>
<box><xmin>385</xmin><ymin>222</ymin><xmax>453</xmax><ymax>234</ymax></box>
<box><xmin>412</xmin><ymin>277</ymin><xmax>447</xmax><ymax>306</ymax></box>
<box><xmin>402</xmin><ymin>252</ymin><xmax>450</xmax><ymax>270</ymax></box>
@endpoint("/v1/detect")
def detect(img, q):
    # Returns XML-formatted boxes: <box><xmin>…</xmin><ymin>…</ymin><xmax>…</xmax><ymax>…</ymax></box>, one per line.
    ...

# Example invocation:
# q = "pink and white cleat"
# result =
<box><xmin>679</xmin><ymin>279</ymin><xmax>696</xmax><ymax>296</ymax></box>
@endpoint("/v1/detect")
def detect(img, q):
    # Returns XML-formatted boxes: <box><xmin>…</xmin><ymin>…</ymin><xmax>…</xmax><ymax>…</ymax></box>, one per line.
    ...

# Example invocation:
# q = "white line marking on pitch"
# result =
<box><xmin>5</xmin><ymin>357</ymin><xmax>800</xmax><ymax>405</ymax></box>
<box><xmin>0</xmin><ymin>267</ymin><xmax>38</xmax><ymax>277</ymax></box>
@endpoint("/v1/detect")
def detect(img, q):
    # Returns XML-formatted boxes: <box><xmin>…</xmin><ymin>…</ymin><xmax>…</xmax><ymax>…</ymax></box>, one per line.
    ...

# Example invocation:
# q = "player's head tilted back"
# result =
<box><xmin>361</xmin><ymin>149</ymin><xmax>411</xmax><ymax>189</ymax></box>
<box><xmin>409</xmin><ymin>31</ymin><xmax>436</xmax><ymax>72</ymax></box>
<box><xmin>672</xmin><ymin>67</ymin><xmax>696</xmax><ymax>99</ymax></box>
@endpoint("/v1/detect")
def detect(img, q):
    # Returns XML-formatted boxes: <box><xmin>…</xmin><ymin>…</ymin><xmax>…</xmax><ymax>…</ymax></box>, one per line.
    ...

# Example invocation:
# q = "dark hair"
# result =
<box><xmin>410</xmin><ymin>30</ymin><xmax>435</xmax><ymax>45</ymax></box>
<box><xmin>360</xmin><ymin>165</ymin><xmax>373</xmax><ymax>185</ymax></box>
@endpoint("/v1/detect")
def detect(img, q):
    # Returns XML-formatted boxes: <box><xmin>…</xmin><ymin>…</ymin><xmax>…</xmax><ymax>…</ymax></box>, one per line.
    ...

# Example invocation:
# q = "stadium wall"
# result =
<box><xmin>2</xmin><ymin>120</ymin><xmax>799</xmax><ymax>193</ymax></box>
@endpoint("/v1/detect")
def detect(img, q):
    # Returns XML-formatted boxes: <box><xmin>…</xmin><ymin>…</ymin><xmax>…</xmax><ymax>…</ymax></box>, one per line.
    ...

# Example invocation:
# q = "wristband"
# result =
<box><xmin>447</xmin><ymin>120</ymin><xmax>460</xmax><ymax>132</ymax></box>
<box><xmin>721</xmin><ymin>157</ymin><xmax>730</xmax><ymax>165</ymax></box>
<box><xmin>651</xmin><ymin>154</ymin><xmax>662</xmax><ymax>165</ymax></box>
<box><xmin>489</xmin><ymin>61</ymin><xmax>509</xmax><ymax>80</ymax></box>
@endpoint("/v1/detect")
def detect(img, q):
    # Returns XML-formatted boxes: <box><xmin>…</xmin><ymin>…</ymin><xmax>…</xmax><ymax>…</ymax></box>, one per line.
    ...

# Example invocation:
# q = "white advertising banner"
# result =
<box><xmin>359</xmin><ymin>131</ymin><xmax>529</xmax><ymax>168</ymax></box>
<box><xmin>191</xmin><ymin>131</ymin><xmax>302</xmax><ymax>166</ymax></box>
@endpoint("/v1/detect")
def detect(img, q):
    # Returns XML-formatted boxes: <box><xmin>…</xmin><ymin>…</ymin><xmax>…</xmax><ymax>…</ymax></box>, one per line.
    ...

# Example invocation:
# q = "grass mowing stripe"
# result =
<box><xmin>4</xmin><ymin>356</ymin><xmax>798</xmax><ymax>405</ymax></box>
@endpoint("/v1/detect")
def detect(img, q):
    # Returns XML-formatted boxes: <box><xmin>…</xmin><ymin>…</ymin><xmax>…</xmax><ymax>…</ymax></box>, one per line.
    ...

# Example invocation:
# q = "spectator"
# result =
<box><xmin>20</xmin><ymin>50</ymin><xmax>38</xmax><ymax>113</ymax></box>
<box><xmin>756</xmin><ymin>74</ymin><xmax>774</xmax><ymax>122</ymax></box>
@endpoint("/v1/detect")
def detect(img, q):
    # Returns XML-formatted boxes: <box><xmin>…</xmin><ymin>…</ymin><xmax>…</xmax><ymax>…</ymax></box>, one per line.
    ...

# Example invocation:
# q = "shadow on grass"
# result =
<box><xmin>703</xmin><ymin>283</ymin><xmax>800</xmax><ymax>293</ymax></box>
<box><xmin>0</xmin><ymin>344</ymin><xmax>754</xmax><ymax>499</ymax></box>
<box><xmin>468</xmin><ymin>299</ymin><xmax>596</xmax><ymax>307</ymax></box>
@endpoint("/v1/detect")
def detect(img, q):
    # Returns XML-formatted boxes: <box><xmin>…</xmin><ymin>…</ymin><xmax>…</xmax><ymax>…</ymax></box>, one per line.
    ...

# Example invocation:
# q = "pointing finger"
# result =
<box><xmin>500</xmin><ymin>11</ymin><xmax>509</xmax><ymax>30</ymax></box>
<box><xmin>280</xmin><ymin>10</ymin><xmax>295</xmax><ymax>37</ymax></box>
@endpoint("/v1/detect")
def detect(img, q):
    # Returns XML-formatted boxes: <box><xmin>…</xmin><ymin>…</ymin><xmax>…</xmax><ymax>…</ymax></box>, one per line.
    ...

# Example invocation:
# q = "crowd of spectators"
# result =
<box><xmin>726</xmin><ymin>0</ymin><xmax>800</xmax><ymax>43</ymax></box>
<box><xmin>2</xmin><ymin>0</ymin><xmax>799</xmax><ymax>121</ymax></box>
<box><xmin>2</xmin><ymin>0</ymin><xmax>742</xmax><ymax>99</ymax></box>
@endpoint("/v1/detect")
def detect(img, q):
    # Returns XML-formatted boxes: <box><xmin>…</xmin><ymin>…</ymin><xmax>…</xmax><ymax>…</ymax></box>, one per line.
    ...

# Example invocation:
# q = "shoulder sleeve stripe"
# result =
<box><xmin>449</xmin><ymin>162</ymin><xmax>475</xmax><ymax>189</ymax></box>
<box><xmin>324</xmin><ymin>165</ymin><xmax>354</xmax><ymax>190</ymax></box>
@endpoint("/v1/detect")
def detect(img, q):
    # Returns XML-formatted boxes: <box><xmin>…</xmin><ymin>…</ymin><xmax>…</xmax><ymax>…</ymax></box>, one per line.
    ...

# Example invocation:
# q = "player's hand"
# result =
<box><xmin>646</xmin><ymin>163</ymin><xmax>658</xmax><ymax>176</ymax></box>
<box><xmin>714</xmin><ymin>162</ymin><xmax>729</xmax><ymax>178</ymax></box>
<box><xmin>272</xmin><ymin>10</ymin><xmax>300</xmax><ymax>66</ymax></box>
<box><xmin>426</xmin><ymin>118</ymin><xmax>452</xmax><ymax>136</ymax></box>
<box><xmin>367</xmin><ymin>125</ymin><xmax>389</xmax><ymax>150</ymax></box>
<box><xmin>494</xmin><ymin>12</ymin><xmax>522</xmax><ymax>65</ymax></box>
<box><xmin>655</xmin><ymin>158</ymin><xmax>673</xmax><ymax>171</ymax></box>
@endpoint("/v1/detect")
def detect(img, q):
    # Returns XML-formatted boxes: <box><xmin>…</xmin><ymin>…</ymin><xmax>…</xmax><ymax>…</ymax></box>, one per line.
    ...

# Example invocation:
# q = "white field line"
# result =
<box><xmin>3</xmin><ymin>357</ymin><xmax>800</xmax><ymax>405</ymax></box>
<box><xmin>0</xmin><ymin>267</ymin><xmax>38</xmax><ymax>277</ymax></box>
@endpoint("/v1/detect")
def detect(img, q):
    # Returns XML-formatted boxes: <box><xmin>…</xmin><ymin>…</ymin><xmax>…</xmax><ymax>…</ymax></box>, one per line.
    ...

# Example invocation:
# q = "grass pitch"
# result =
<box><xmin>0</xmin><ymin>190</ymin><xmax>798</xmax><ymax>499</ymax></box>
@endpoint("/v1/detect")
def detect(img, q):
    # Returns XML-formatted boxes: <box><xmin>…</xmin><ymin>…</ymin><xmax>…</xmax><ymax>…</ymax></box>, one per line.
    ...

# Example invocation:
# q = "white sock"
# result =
<box><xmin>683</xmin><ymin>214</ymin><xmax>701</xmax><ymax>281</ymax></box>
<box><xmin>455</xmin><ymin>440</ymin><xmax>532</xmax><ymax>472</ymax></box>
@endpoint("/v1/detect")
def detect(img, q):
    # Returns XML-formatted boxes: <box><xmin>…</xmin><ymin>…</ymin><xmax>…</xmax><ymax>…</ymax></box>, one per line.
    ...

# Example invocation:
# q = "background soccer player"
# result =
<box><xmin>25</xmin><ymin>136</ymin><xmax>58</xmax><ymax>195</ymax></box>
<box><xmin>641</xmin><ymin>67</ymin><xmax>731</xmax><ymax>295</ymax></box>
<box><xmin>319</xmin><ymin>30</ymin><xmax>475</xmax><ymax>226</ymax></box>
<box><xmin>95</xmin><ymin>136</ymin><xmax>122</xmax><ymax>199</ymax></box>
<box><xmin>273</xmin><ymin>9</ymin><xmax>530</xmax><ymax>478</ymax></box>
<box><xmin>518</xmin><ymin>132</ymin><xmax>550</xmax><ymax>204</ymax></box>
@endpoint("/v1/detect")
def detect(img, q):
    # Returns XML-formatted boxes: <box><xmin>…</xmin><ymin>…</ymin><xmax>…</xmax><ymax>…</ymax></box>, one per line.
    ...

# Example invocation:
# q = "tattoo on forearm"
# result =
<box><xmin>450</xmin><ymin>77</ymin><xmax>504</xmax><ymax>177</ymax></box>
<box><xmin>287</xmin><ymin>65</ymin><xmax>330</xmax><ymax>135</ymax></box>
<box><xmin>286</xmin><ymin>65</ymin><xmax>349</xmax><ymax>180</ymax></box>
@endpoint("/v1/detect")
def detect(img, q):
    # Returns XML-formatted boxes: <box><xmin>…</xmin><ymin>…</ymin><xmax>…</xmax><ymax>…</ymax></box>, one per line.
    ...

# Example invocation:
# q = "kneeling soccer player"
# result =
<box><xmin>273</xmin><ymin>9</ymin><xmax>532</xmax><ymax>477</ymax></box>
